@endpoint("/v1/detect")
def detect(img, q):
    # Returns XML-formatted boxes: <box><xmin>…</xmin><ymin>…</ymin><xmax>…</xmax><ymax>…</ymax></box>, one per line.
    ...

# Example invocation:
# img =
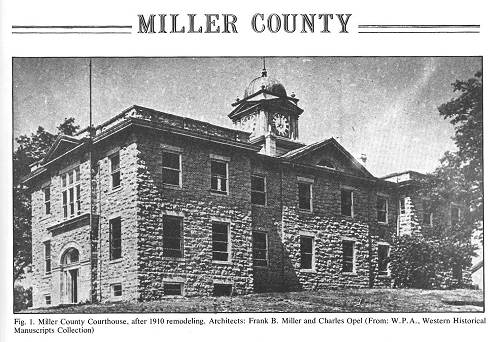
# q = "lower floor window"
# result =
<box><xmin>111</xmin><ymin>283</ymin><xmax>122</xmax><ymax>297</ymax></box>
<box><xmin>213</xmin><ymin>283</ymin><xmax>232</xmax><ymax>297</ymax></box>
<box><xmin>45</xmin><ymin>295</ymin><xmax>51</xmax><ymax>305</ymax></box>
<box><xmin>378</xmin><ymin>245</ymin><xmax>390</xmax><ymax>275</ymax></box>
<box><xmin>163</xmin><ymin>282</ymin><xmax>183</xmax><ymax>296</ymax></box>
<box><xmin>342</xmin><ymin>240</ymin><xmax>355</xmax><ymax>272</ymax></box>
<box><xmin>300</xmin><ymin>236</ymin><xmax>314</xmax><ymax>269</ymax></box>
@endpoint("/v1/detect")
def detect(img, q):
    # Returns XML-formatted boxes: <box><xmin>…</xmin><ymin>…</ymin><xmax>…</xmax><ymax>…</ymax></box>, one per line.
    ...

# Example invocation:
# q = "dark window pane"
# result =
<box><xmin>213</xmin><ymin>251</ymin><xmax>229</xmax><ymax>261</ymax></box>
<box><xmin>112</xmin><ymin>284</ymin><xmax>122</xmax><ymax>296</ymax></box>
<box><xmin>163</xmin><ymin>169</ymin><xmax>180</xmax><ymax>185</ymax></box>
<box><xmin>251</xmin><ymin>176</ymin><xmax>265</xmax><ymax>192</ymax></box>
<box><xmin>162</xmin><ymin>152</ymin><xmax>180</xmax><ymax>169</ymax></box>
<box><xmin>110</xmin><ymin>218</ymin><xmax>122</xmax><ymax>260</ymax></box>
<box><xmin>164</xmin><ymin>283</ymin><xmax>182</xmax><ymax>296</ymax></box>
<box><xmin>400</xmin><ymin>198</ymin><xmax>406</xmax><ymax>214</ymax></box>
<box><xmin>300</xmin><ymin>236</ymin><xmax>313</xmax><ymax>269</ymax></box>
<box><xmin>298</xmin><ymin>183</ymin><xmax>311</xmax><ymax>210</ymax></box>
<box><xmin>378</xmin><ymin>245</ymin><xmax>390</xmax><ymax>274</ymax></box>
<box><xmin>341</xmin><ymin>190</ymin><xmax>352</xmax><ymax>216</ymax></box>
<box><xmin>213</xmin><ymin>284</ymin><xmax>232</xmax><ymax>296</ymax></box>
<box><xmin>163</xmin><ymin>216</ymin><xmax>183</xmax><ymax>257</ymax></box>
<box><xmin>211</xmin><ymin>161</ymin><xmax>227</xmax><ymax>176</ymax></box>
<box><xmin>377</xmin><ymin>197</ymin><xmax>387</xmax><ymax>223</ymax></box>
<box><xmin>112</xmin><ymin>172</ymin><xmax>121</xmax><ymax>188</ymax></box>
<box><xmin>251</xmin><ymin>192</ymin><xmax>266</xmax><ymax>205</ymax></box>
<box><xmin>110</xmin><ymin>154</ymin><xmax>120</xmax><ymax>172</ymax></box>
<box><xmin>342</xmin><ymin>240</ymin><xmax>354</xmax><ymax>272</ymax></box>
<box><xmin>252</xmin><ymin>231</ymin><xmax>268</xmax><ymax>266</ymax></box>
<box><xmin>300</xmin><ymin>254</ymin><xmax>312</xmax><ymax>269</ymax></box>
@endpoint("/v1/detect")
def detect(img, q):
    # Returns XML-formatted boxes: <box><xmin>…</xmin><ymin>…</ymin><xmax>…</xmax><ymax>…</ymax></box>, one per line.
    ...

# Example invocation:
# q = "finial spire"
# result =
<box><xmin>261</xmin><ymin>57</ymin><xmax>267</xmax><ymax>77</ymax></box>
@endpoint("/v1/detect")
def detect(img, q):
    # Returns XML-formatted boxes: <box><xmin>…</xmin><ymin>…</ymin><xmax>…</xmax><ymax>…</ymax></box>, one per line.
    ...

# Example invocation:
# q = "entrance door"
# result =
<box><xmin>69</xmin><ymin>269</ymin><xmax>78</xmax><ymax>303</ymax></box>
<box><xmin>60</xmin><ymin>247</ymin><xmax>80</xmax><ymax>304</ymax></box>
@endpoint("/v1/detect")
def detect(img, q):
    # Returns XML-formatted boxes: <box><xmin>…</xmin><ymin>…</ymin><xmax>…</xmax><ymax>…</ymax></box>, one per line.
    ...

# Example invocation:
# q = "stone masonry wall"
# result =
<box><xmin>135</xmin><ymin>130</ymin><xmax>254</xmax><ymax>299</ymax></box>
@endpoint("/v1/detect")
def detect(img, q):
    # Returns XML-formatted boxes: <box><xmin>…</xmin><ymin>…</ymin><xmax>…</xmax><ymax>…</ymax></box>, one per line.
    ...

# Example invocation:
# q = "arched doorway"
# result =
<box><xmin>60</xmin><ymin>247</ymin><xmax>80</xmax><ymax>304</ymax></box>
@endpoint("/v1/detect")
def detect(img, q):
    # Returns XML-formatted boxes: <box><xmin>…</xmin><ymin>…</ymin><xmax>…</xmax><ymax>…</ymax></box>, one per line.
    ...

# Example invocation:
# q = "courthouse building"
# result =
<box><xmin>24</xmin><ymin>68</ymin><xmax>457</xmax><ymax>307</ymax></box>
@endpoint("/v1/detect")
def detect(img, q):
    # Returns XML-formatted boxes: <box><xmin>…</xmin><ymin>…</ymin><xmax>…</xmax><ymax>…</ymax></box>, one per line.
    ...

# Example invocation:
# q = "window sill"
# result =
<box><xmin>109</xmin><ymin>258</ymin><xmax>123</xmax><ymax>264</ymax></box>
<box><xmin>109</xmin><ymin>296</ymin><xmax>123</xmax><ymax>302</ymax></box>
<box><xmin>377</xmin><ymin>221</ymin><xmax>388</xmax><ymax>226</ymax></box>
<box><xmin>210</xmin><ymin>190</ymin><xmax>228</xmax><ymax>197</ymax></box>
<box><xmin>300</xmin><ymin>268</ymin><xmax>316</xmax><ymax>273</ymax></box>
<box><xmin>378</xmin><ymin>273</ymin><xmax>391</xmax><ymax>278</ymax></box>
<box><xmin>342</xmin><ymin>272</ymin><xmax>357</xmax><ymax>276</ymax></box>
<box><xmin>212</xmin><ymin>260</ymin><xmax>232</xmax><ymax>265</ymax></box>
<box><xmin>163</xmin><ymin>184</ymin><xmax>182</xmax><ymax>190</ymax></box>
<box><xmin>42</xmin><ymin>273</ymin><xmax>52</xmax><ymax>279</ymax></box>
<box><xmin>251</xmin><ymin>203</ymin><xmax>267</xmax><ymax>208</ymax></box>
<box><xmin>298</xmin><ymin>209</ymin><xmax>313</xmax><ymax>214</ymax></box>
<box><xmin>253</xmin><ymin>265</ymin><xmax>269</xmax><ymax>269</ymax></box>
<box><xmin>109</xmin><ymin>186</ymin><xmax>122</xmax><ymax>194</ymax></box>
<box><xmin>164</xmin><ymin>257</ymin><xmax>185</xmax><ymax>261</ymax></box>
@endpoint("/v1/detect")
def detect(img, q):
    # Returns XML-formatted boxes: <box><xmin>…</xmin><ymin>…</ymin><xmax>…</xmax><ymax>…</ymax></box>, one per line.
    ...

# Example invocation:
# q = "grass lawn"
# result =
<box><xmin>26</xmin><ymin>288</ymin><xmax>484</xmax><ymax>313</ymax></box>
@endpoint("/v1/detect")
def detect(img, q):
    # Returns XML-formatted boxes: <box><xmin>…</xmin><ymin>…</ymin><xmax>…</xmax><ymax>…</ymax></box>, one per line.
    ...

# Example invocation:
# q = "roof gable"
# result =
<box><xmin>281</xmin><ymin>137</ymin><xmax>374</xmax><ymax>178</ymax></box>
<box><xmin>41</xmin><ymin>135</ymin><xmax>81</xmax><ymax>164</ymax></box>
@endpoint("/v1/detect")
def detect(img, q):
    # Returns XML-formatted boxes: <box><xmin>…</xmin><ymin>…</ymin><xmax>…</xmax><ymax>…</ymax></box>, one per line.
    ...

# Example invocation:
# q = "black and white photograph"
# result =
<box><xmin>12</xmin><ymin>56</ymin><xmax>483</xmax><ymax>313</ymax></box>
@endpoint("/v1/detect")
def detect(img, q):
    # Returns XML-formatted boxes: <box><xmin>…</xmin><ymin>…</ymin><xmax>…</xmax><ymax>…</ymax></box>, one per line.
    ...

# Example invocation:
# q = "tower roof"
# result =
<box><xmin>244</xmin><ymin>70</ymin><xmax>287</xmax><ymax>98</ymax></box>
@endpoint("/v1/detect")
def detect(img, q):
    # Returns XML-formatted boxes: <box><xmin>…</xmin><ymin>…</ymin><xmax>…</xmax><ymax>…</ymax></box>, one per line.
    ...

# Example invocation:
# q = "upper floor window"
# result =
<box><xmin>423</xmin><ymin>200</ymin><xmax>433</xmax><ymax>226</ymax></box>
<box><xmin>162</xmin><ymin>152</ymin><xmax>181</xmax><ymax>186</ymax></box>
<box><xmin>378</xmin><ymin>244</ymin><xmax>390</xmax><ymax>275</ymax></box>
<box><xmin>252</xmin><ymin>231</ymin><xmax>268</xmax><ymax>267</ymax></box>
<box><xmin>212</xmin><ymin>222</ymin><xmax>230</xmax><ymax>262</ymax></box>
<box><xmin>163</xmin><ymin>215</ymin><xmax>183</xmax><ymax>258</ymax></box>
<box><xmin>399</xmin><ymin>197</ymin><xmax>406</xmax><ymax>215</ymax></box>
<box><xmin>376</xmin><ymin>196</ymin><xmax>388</xmax><ymax>223</ymax></box>
<box><xmin>251</xmin><ymin>175</ymin><xmax>266</xmax><ymax>205</ymax></box>
<box><xmin>110</xmin><ymin>153</ymin><xmax>121</xmax><ymax>189</ymax></box>
<box><xmin>43</xmin><ymin>187</ymin><xmax>51</xmax><ymax>215</ymax></box>
<box><xmin>109</xmin><ymin>217</ymin><xmax>122</xmax><ymax>260</ymax></box>
<box><xmin>451</xmin><ymin>205</ymin><xmax>461</xmax><ymax>227</ymax></box>
<box><xmin>300</xmin><ymin>235</ymin><xmax>314</xmax><ymax>270</ymax></box>
<box><xmin>342</xmin><ymin>240</ymin><xmax>355</xmax><ymax>273</ymax></box>
<box><xmin>61</xmin><ymin>167</ymin><xmax>81</xmax><ymax>219</ymax></box>
<box><xmin>298</xmin><ymin>182</ymin><xmax>312</xmax><ymax>211</ymax></box>
<box><xmin>211</xmin><ymin>160</ymin><xmax>228</xmax><ymax>194</ymax></box>
<box><xmin>44</xmin><ymin>241</ymin><xmax>51</xmax><ymax>274</ymax></box>
<box><xmin>341</xmin><ymin>188</ymin><xmax>353</xmax><ymax>217</ymax></box>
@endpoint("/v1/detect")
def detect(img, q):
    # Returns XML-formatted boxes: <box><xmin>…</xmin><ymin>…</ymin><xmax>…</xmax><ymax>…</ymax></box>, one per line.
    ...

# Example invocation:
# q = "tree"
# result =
<box><xmin>13</xmin><ymin>118</ymin><xmax>80</xmax><ymax>281</ymax></box>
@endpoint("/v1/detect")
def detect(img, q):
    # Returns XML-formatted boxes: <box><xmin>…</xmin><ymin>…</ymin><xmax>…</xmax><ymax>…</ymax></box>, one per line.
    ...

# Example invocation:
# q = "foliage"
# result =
<box><xmin>13</xmin><ymin>118</ymin><xmax>80</xmax><ymax>281</ymax></box>
<box><xmin>14</xmin><ymin>285</ymin><xmax>32</xmax><ymax>312</ymax></box>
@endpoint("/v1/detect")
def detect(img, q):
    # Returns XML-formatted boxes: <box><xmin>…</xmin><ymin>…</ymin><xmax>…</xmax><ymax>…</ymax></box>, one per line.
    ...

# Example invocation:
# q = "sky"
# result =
<box><xmin>13</xmin><ymin>57</ymin><xmax>481</xmax><ymax>177</ymax></box>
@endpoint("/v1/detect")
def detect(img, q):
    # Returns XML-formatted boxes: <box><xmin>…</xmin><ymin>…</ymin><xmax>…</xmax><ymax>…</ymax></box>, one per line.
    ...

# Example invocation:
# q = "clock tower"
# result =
<box><xmin>228</xmin><ymin>67</ymin><xmax>304</xmax><ymax>156</ymax></box>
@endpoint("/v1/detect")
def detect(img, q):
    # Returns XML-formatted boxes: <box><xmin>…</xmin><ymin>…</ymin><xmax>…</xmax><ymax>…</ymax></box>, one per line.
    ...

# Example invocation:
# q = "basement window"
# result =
<box><xmin>213</xmin><ymin>283</ymin><xmax>232</xmax><ymax>297</ymax></box>
<box><xmin>111</xmin><ymin>283</ymin><xmax>122</xmax><ymax>297</ymax></box>
<box><xmin>45</xmin><ymin>295</ymin><xmax>51</xmax><ymax>305</ymax></box>
<box><xmin>163</xmin><ymin>282</ymin><xmax>183</xmax><ymax>296</ymax></box>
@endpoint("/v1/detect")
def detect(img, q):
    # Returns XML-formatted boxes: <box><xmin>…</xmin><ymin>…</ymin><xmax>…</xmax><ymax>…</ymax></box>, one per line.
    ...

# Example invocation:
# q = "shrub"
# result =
<box><xmin>14</xmin><ymin>285</ymin><xmax>32</xmax><ymax>312</ymax></box>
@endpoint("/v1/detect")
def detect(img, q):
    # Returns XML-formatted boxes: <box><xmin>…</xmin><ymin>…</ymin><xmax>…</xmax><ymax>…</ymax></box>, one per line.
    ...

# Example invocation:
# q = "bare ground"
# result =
<box><xmin>24</xmin><ymin>288</ymin><xmax>484</xmax><ymax>313</ymax></box>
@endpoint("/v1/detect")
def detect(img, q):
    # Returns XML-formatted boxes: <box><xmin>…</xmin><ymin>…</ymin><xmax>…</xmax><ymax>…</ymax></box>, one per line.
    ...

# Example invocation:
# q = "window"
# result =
<box><xmin>399</xmin><ymin>197</ymin><xmax>406</xmax><ymax>215</ymax></box>
<box><xmin>251</xmin><ymin>175</ymin><xmax>266</xmax><ymax>205</ymax></box>
<box><xmin>213</xmin><ymin>283</ymin><xmax>232</xmax><ymax>296</ymax></box>
<box><xmin>43</xmin><ymin>187</ymin><xmax>51</xmax><ymax>214</ymax></box>
<box><xmin>300</xmin><ymin>236</ymin><xmax>314</xmax><ymax>269</ymax></box>
<box><xmin>111</xmin><ymin>283</ymin><xmax>122</xmax><ymax>297</ymax></box>
<box><xmin>109</xmin><ymin>217</ymin><xmax>122</xmax><ymax>260</ymax></box>
<box><xmin>378</xmin><ymin>244</ymin><xmax>390</xmax><ymax>275</ymax></box>
<box><xmin>162</xmin><ymin>152</ymin><xmax>181</xmax><ymax>186</ymax></box>
<box><xmin>62</xmin><ymin>248</ymin><xmax>79</xmax><ymax>265</ymax></box>
<box><xmin>451</xmin><ymin>206</ymin><xmax>461</xmax><ymax>226</ymax></box>
<box><xmin>163</xmin><ymin>216</ymin><xmax>183</xmax><ymax>258</ymax></box>
<box><xmin>110</xmin><ymin>153</ymin><xmax>121</xmax><ymax>188</ymax></box>
<box><xmin>342</xmin><ymin>240</ymin><xmax>355</xmax><ymax>273</ymax></box>
<box><xmin>376</xmin><ymin>196</ymin><xmax>388</xmax><ymax>223</ymax></box>
<box><xmin>211</xmin><ymin>160</ymin><xmax>228</xmax><ymax>194</ymax></box>
<box><xmin>164</xmin><ymin>282</ymin><xmax>183</xmax><ymax>296</ymax></box>
<box><xmin>341</xmin><ymin>189</ymin><xmax>353</xmax><ymax>217</ymax></box>
<box><xmin>298</xmin><ymin>182</ymin><xmax>312</xmax><ymax>211</ymax></box>
<box><xmin>212</xmin><ymin>222</ymin><xmax>229</xmax><ymax>261</ymax></box>
<box><xmin>44</xmin><ymin>241</ymin><xmax>51</xmax><ymax>274</ymax></box>
<box><xmin>423</xmin><ymin>200</ymin><xmax>433</xmax><ymax>225</ymax></box>
<box><xmin>252</xmin><ymin>231</ymin><xmax>268</xmax><ymax>267</ymax></box>
<box><xmin>45</xmin><ymin>295</ymin><xmax>51</xmax><ymax>305</ymax></box>
<box><xmin>61</xmin><ymin>167</ymin><xmax>81</xmax><ymax>218</ymax></box>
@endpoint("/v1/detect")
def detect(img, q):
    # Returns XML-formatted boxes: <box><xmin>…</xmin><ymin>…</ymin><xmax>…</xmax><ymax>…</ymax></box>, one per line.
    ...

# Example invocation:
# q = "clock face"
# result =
<box><xmin>272</xmin><ymin>113</ymin><xmax>290</xmax><ymax>137</ymax></box>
